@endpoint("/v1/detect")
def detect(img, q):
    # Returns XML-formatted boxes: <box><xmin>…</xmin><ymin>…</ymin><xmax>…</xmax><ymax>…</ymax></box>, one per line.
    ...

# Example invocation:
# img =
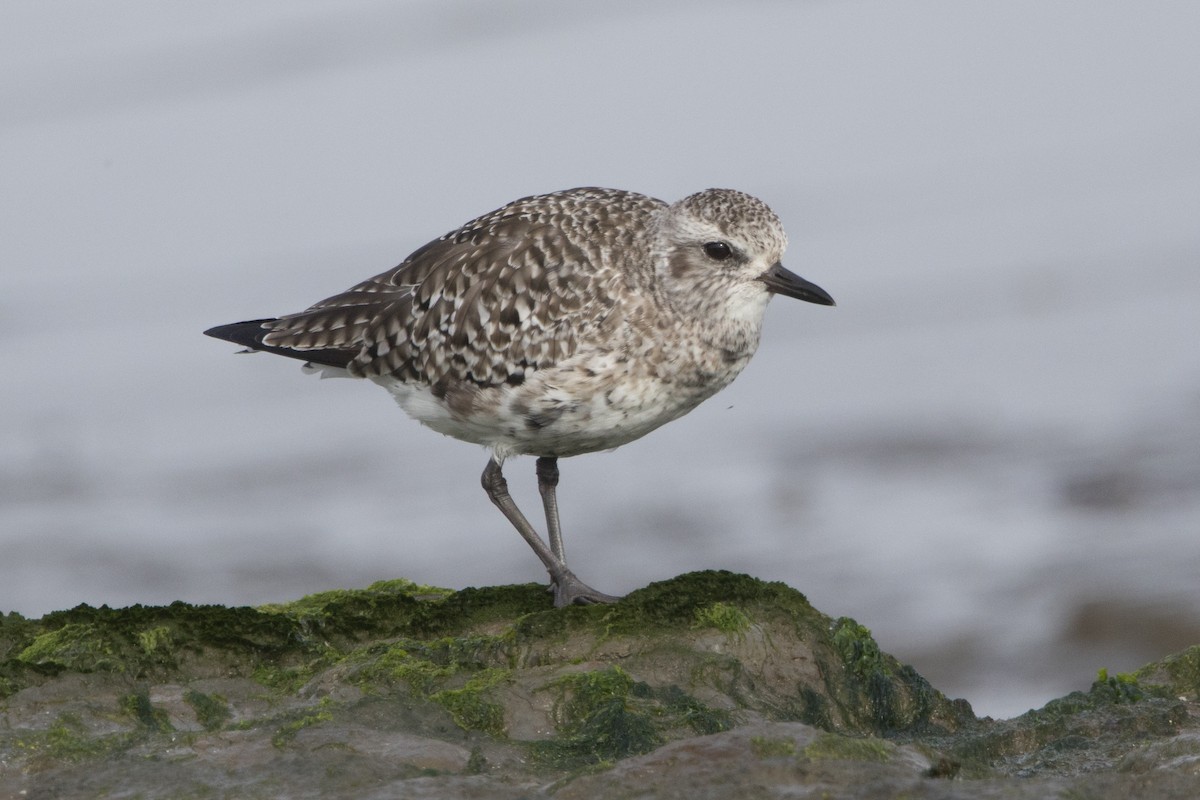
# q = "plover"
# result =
<box><xmin>205</xmin><ymin>187</ymin><xmax>834</xmax><ymax>607</ymax></box>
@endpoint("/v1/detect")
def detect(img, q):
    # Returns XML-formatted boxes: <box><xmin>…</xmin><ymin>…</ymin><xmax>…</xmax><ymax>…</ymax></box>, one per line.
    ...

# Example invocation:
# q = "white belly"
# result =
<box><xmin>369</xmin><ymin>346</ymin><xmax>751</xmax><ymax>460</ymax></box>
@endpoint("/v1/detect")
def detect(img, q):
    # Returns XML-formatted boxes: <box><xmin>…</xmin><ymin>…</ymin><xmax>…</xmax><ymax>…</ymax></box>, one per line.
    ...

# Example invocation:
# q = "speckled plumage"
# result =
<box><xmin>205</xmin><ymin>187</ymin><xmax>834</xmax><ymax>606</ymax></box>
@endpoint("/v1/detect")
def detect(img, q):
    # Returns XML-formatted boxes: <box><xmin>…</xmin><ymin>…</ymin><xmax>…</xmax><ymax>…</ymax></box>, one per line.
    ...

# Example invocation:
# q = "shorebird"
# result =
<box><xmin>205</xmin><ymin>187</ymin><xmax>834</xmax><ymax>606</ymax></box>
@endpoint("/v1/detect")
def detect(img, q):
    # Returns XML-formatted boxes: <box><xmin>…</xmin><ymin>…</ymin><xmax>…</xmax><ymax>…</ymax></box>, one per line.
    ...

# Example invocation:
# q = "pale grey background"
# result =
<box><xmin>3</xmin><ymin>0</ymin><xmax>1199</xmax><ymax>719</ymax></box>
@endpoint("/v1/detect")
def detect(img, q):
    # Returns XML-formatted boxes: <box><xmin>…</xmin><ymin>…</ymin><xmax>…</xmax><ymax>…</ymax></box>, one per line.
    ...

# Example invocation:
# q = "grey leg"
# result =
<box><xmin>480</xmin><ymin>457</ymin><xmax>620</xmax><ymax>607</ymax></box>
<box><xmin>536</xmin><ymin>456</ymin><xmax>565</xmax><ymax>562</ymax></box>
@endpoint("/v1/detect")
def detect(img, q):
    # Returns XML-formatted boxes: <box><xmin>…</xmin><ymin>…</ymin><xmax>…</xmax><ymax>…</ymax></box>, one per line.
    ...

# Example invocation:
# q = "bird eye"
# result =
<box><xmin>703</xmin><ymin>241</ymin><xmax>733</xmax><ymax>261</ymax></box>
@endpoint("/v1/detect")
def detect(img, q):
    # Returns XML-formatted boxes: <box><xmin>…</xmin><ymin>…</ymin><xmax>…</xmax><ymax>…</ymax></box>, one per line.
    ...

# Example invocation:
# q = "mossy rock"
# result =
<box><xmin>934</xmin><ymin>658</ymin><xmax>1194</xmax><ymax>778</ymax></box>
<box><xmin>0</xmin><ymin>573</ymin><xmax>968</xmax><ymax>763</ymax></box>
<box><xmin>4</xmin><ymin>571</ymin><xmax>1196</xmax><ymax>798</ymax></box>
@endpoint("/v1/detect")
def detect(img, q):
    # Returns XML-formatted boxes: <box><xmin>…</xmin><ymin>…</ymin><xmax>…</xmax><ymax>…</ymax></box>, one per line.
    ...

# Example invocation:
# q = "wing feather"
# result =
<box><xmin>255</xmin><ymin>188</ymin><xmax>663</xmax><ymax>389</ymax></box>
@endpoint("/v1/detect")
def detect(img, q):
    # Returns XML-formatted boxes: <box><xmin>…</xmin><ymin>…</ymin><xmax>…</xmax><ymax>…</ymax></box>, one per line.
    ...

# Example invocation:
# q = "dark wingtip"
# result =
<box><xmin>204</xmin><ymin>317</ymin><xmax>358</xmax><ymax>370</ymax></box>
<box><xmin>203</xmin><ymin>319</ymin><xmax>275</xmax><ymax>350</ymax></box>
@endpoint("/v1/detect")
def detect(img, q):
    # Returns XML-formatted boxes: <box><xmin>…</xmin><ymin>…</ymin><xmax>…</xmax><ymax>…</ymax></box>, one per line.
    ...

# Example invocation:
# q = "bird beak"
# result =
<box><xmin>758</xmin><ymin>262</ymin><xmax>835</xmax><ymax>306</ymax></box>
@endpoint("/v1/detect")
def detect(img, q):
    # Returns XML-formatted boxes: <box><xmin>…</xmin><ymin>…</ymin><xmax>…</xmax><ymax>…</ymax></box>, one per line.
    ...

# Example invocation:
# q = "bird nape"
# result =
<box><xmin>205</xmin><ymin>186</ymin><xmax>834</xmax><ymax>607</ymax></box>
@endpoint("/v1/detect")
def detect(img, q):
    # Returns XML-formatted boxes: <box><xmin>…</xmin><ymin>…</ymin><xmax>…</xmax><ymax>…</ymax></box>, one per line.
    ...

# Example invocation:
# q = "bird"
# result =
<box><xmin>205</xmin><ymin>187</ymin><xmax>834</xmax><ymax>607</ymax></box>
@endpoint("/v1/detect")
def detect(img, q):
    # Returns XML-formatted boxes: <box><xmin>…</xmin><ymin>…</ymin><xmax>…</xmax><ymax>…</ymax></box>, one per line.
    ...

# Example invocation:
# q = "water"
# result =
<box><xmin>2</xmin><ymin>0</ymin><xmax>1199</xmax><ymax>719</ymax></box>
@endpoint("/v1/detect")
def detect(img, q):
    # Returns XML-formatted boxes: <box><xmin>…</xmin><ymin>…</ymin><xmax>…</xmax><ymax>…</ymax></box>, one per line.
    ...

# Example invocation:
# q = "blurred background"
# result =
<box><xmin>2</xmin><ymin>0</ymin><xmax>1198</xmax><ymax>719</ymax></box>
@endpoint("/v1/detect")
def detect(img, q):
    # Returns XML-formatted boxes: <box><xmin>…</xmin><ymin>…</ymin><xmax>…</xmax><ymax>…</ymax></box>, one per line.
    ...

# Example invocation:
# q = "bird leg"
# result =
<box><xmin>481</xmin><ymin>457</ymin><xmax>620</xmax><ymax>607</ymax></box>
<box><xmin>536</xmin><ymin>456</ymin><xmax>565</xmax><ymax>562</ymax></box>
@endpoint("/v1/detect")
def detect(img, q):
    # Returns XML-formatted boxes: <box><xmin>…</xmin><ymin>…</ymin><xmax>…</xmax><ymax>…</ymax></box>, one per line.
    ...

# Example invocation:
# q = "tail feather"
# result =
<box><xmin>204</xmin><ymin>319</ymin><xmax>357</xmax><ymax>370</ymax></box>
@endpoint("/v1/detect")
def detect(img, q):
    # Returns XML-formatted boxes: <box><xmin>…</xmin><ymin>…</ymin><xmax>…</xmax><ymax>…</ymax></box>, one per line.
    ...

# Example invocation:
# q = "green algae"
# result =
<box><xmin>9</xmin><ymin>691</ymin><xmax>183</xmax><ymax>770</ymax></box>
<box><xmin>604</xmin><ymin>570</ymin><xmax>811</xmax><ymax>635</ymax></box>
<box><xmin>828</xmin><ymin>616</ymin><xmax>900</xmax><ymax>730</ymax></box>
<box><xmin>258</xmin><ymin>578</ymin><xmax>454</xmax><ymax>640</ymax></box>
<box><xmin>0</xmin><ymin>572</ymin><xmax>969</xmax><ymax>739</ymax></box>
<box><xmin>692</xmin><ymin>601</ymin><xmax>751</xmax><ymax>634</ymax></box>
<box><xmin>0</xmin><ymin>569</ymin><xmax>971</xmax><ymax>788</ymax></box>
<box><xmin>512</xmin><ymin>571</ymin><xmax>810</xmax><ymax>644</ymax></box>
<box><xmin>1</xmin><ymin>582</ymin><xmax>536</xmax><ymax>700</ymax></box>
<box><xmin>184</xmin><ymin>689</ymin><xmax>232</xmax><ymax>731</ymax></box>
<box><xmin>2</xmin><ymin>572</ymin><xmax>1199</xmax><ymax>797</ymax></box>
<box><xmin>559</xmin><ymin>574</ymin><xmax>957</xmax><ymax>736</ymax></box>
<box><xmin>355</xmin><ymin>641</ymin><xmax>457</xmax><ymax>693</ymax></box>
<box><xmin>0</xmin><ymin>611</ymin><xmax>34</xmax><ymax>654</ymax></box>
<box><xmin>17</xmin><ymin>623</ymin><xmax>125</xmax><ymax>673</ymax></box>
<box><xmin>272</xmin><ymin>697</ymin><xmax>335</xmax><ymax>747</ymax></box>
<box><xmin>120</xmin><ymin>690</ymin><xmax>173</xmax><ymax>734</ymax></box>
<box><xmin>353</xmin><ymin>634</ymin><xmax>508</xmax><ymax>689</ymax></box>
<box><xmin>136</xmin><ymin>625</ymin><xmax>174</xmax><ymax>656</ymax></box>
<box><xmin>941</xmin><ymin>651</ymin><xmax>1194</xmax><ymax>777</ymax></box>
<box><xmin>507</xmin><ymin>572</ymin><xmax>967</xmax><ymax>739</ymax></box>
<box><xmin>1038</xmin><ymin>669</ymin><xmax>1174</xmax><ymax>719</ymax></box>
<box><xmin>14</xmin><ymin>713</ymin><xmax>116</xmax><ymax>765</ymax></box>
<box><xmin>429</xmin><ymin>667</ymin><xmax>510</xmax><ymax>736</ymax></box>
<box><xmin>533</xmin><ymin>666</ymin><xmax>662</xmax><ymax>768</ymax></box>
<box><xmin>1135</xmin><ymin>644</ymin><xmax>1200</xmax><ymax>699</ymax></box>
<box><xmin>530</xmin><ymin>665</ymin><xmax>734</xmax><ymax>770</ymax></box>
<box><xmin>825</xmin><ymin>616</ymin><xmax>953</xmax><ymax>735</ymax></box>
<box><xmin>253</xmin><ymin>657</ymin><xmax>332</xmax><ymax>693</ymax></box>
<box><xmin>653</xmin><ymin>683</ymin><xmax>733</xmax><ymax>736</ymax></box>
<box><xmin>1091</xmin><ymin>668</ymin><xmax>1148</xmax><ymax>704</ymax></box>
<box><xmin>347</xmin><ymin>632</ymin><xmax>515</xmax><ymax>734</ymax></box>
<box><xmin>7</xmin><ymin>601</ymin><xmax>312</xmax><ymax>690</ymax></box>
<box><xmin>804</xmin><ymin>731</ymin><xmax>893</xmax><ymax>763</ymax></box>
<box><xmin>466</xmin><ymin>746</ymin><xmax>488</xmax><ymax>773</ymax></box>
<box><xmin>259</xmin><ymin>578</ymin><xmax>454</xmax><ymax>614</ymax></box>
<box><xmin>831</xmin><ymin>617</ymin><xmax>887</xmax><ymax>681</ymax></box>
<box><xmin>260</xmin><ymin>580</ymin><xmax>550</xmax><ymax>646</ymax></box>
<box><xmin>750</xmin><ymin>735</ymin><xmax>797</xmax><ymax>758</ymax></box>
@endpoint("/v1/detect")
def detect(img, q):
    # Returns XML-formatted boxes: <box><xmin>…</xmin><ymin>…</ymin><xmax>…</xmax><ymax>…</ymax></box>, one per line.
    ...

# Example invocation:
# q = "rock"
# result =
<box><xmin>0</xmin><ymin>571</ymin><xmax>1197</xmax><ymax>798</ymax></box>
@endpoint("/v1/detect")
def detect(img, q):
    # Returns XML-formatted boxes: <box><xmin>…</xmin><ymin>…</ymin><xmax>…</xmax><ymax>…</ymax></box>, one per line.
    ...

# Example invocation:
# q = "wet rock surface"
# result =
<box><xmin>1</xmin><ymin>571</ymin><xmax>1197</xmax><ymax>798</ymax></box>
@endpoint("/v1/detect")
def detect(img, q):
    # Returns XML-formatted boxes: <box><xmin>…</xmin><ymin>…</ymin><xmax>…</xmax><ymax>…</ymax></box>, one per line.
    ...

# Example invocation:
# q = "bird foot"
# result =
<box><xmin>549</xmin><ymin>569</ymin><xmax>622</xmax><ymax>608</ymax></box>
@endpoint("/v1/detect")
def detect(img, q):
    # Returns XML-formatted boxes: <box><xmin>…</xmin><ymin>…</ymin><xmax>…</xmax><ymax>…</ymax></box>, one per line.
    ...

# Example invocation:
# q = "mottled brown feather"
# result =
<box><xmin>259</xmin><ymin>188</ymin><xmax>666</xmax><ymax>389</ymax></box>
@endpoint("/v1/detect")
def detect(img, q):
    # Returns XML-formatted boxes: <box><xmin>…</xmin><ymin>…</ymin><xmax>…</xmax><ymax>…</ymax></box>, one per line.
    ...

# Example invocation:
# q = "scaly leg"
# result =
<box><xmin>536</xmin><ymin>456</ymin><xmax>565</xmax><ymax>562</ymax></box>
<box><xmin>480</xmin><ymin>457</ymin><xmax>620</xmax><ymax>607</ymax></box>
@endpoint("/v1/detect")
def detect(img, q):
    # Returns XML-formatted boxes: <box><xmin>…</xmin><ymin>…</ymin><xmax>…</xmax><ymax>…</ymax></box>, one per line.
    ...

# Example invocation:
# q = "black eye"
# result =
<box><xmin>703</xmin><ymin>241</ymin><xmax>733</xmax><ymax>261</ymax></box>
